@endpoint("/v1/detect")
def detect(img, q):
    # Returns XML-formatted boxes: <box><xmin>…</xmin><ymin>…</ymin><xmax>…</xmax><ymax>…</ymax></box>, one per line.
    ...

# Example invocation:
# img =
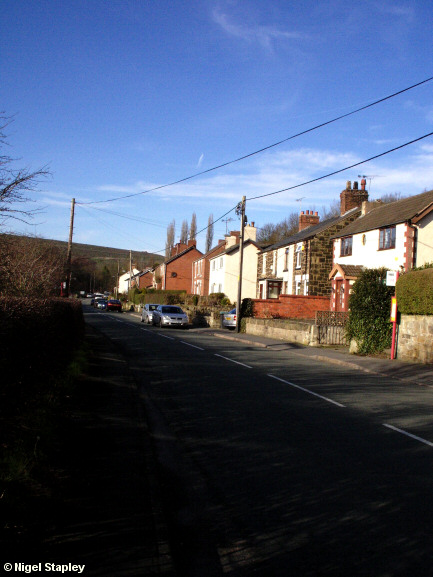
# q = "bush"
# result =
<box><xmin>396</xmin><ymin>268</ymin><xmax>433</xmax><ymax>314</ymax></box>
<box><xmin>241</xmin><ymin>298</ymin><xmax>254</xmax><ymax>318</ymax></box>
<box><xmin>345</xmin><ymin>268</ymin><xmax>394</xmax><ymax>354</ymax></box>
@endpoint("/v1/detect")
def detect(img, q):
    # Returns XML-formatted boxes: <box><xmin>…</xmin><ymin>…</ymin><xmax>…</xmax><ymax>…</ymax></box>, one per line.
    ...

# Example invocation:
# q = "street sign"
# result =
<box><xmin>386</xmin><ymin>271</ymin><xmax>398</xmax><ymax>286</ymax></box>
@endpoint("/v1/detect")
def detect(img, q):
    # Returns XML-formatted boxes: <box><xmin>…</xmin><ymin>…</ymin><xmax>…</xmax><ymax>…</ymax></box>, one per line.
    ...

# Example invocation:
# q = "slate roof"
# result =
<box><xmin>261</xmin><ymin>207</ymin><xmax>360</xmax><ymax>253</ymax></box>
<box><xmin>164</xmin><ymin>244</ymin><xmax>202</xmax><ymax>265</ymax></box>
<box><xmin>331</xmin><ymin>189</ymin><xmax>433</xmax><ymax>238</ymax></box>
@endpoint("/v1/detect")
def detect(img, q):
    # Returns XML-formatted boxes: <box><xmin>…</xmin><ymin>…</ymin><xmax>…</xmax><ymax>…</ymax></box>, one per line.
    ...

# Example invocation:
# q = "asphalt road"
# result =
<box><xmin>84</xmin><ymin>305</ymin><xmax>433</xmax><ymax>577</ymax></box>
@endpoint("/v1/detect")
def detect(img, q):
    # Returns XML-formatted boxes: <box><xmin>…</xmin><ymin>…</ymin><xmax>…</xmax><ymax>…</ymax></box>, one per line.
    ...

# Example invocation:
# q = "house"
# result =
<box><xmin>329</xmin><ymin>188</ymin><xmax>433</xmax><ymax>312</ymax></box>
<box><xmin>137</xmin><ymin>268</ymin><xmax>155</xmax><ymax>290</ymax></box>
<box><xmin>192</xmin><ymin>239</ymin><xmax>226</xmax><ymax>296</ymax></box>
<box><xmin>208</xmin><ymin>224</ymin><xmax>261</xmax><ymax>302</ymax></box>
<box><xmin>118</xmin><ymin>268</ymin><xmax>140</xmax><ymax>294</ymax></box>
<box><xmin>256</xmin><ymin>180</ymin><xmax>369</xmax><ymax>300</ymax></box>
<box><xmin>155</xmin><ymin>239</ymin><xmax>203</xmax><ymax>293</ymax></box>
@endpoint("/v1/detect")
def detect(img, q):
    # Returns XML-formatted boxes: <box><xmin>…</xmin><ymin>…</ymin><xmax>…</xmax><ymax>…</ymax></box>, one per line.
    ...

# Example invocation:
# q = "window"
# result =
<box><xmin>296</xmin><ymin>247</ymin><xmax>302</xmax><ymax>269</ymax></box>
<box><xmin>219</xmin><ymin>257</ymin><xmax>224</xmax><ymax>269</ymax></box>
<box><xmin>212</xmin><ymin>260</ymin><xmax>215</xmax><ymax>271</ymax></box>
<box><xmin>340</xmin><ymin>236</ymin><xmax>353</xmax><ymax>257</ymax></box>
<box><xmin>296</xmin><ymin>280</ymin><xmax>302</xmax><ymax>295</ymax></box>
<box><xmin>379</xmin><ymin>226</ymin><xmax>396</xmax><ymax>250</ymax></box>
<box><xmin>284</xmin><ymin>248</ymin><xmax>289</xmax><ymax>271</ymax></box>
<box><xmin>267</xmin><ymin>281</ymin><xmax>281</xmax><ymax>299</ymax></box>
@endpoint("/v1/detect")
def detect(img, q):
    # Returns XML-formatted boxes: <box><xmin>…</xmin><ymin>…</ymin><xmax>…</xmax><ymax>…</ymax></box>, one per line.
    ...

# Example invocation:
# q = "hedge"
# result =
<box><xmin>396</xmin><ymin>268</ymin><xmax>433</xmax><ymax>315</ymax></box>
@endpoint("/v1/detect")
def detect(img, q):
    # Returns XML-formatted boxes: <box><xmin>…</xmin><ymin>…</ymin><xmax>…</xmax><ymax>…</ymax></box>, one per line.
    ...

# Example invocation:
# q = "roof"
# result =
<box><xmin>261</xmin><ymin>207</ymin><xmax>360</xmax><ymax>253</ymax></box>
<box><xmin>193</xmin><ymin>240</ymin><xmax>226</xmax><ymax>263</ymax></box>
<box><xmin>332</xmin><ymin>189</ymin><xmax>433</xmax><ymax>238</ymax></box>
<box><xmin>164</xmin><ymin>244</ymin><xmax>202</xmax><ymax>265</ymax></box>
<box><xmin>329</xmin><ymin>264</ymin><xmax>364</xmax><ymax>280</ymax></box>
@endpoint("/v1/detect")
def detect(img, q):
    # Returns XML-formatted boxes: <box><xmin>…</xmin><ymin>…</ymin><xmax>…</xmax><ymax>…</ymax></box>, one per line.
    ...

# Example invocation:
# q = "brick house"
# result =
<box><xmin>154</xmin><ymin>240</ymin><xmax>203</xmax><ymax>293</ymax></box>
<box><xmin>329</xmin><ymin>188</ymin><xmax>433</xmax><ymax>312</ymax></box>
<box><xmin>256</xmin><ymin>180</ymin><xmax>368</xmax><ymax>301</ymax></box>
<box><xmin>137</xmin><ymin>268</ymin><xmax>155</xmax><ymax>290</ymax></box>
<box><xmin>192</xmin><ymin>239</ymin><xmax>226</xmax><ymax>296</ymax></box>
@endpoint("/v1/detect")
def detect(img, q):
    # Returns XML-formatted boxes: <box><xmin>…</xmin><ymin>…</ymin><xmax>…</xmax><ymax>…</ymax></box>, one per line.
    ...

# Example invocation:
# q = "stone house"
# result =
<box><xmin>256</xmin><ymin>180</ymin><xmax>369</xmax><ymax>300</ymax></box>
<box><xmin>329</xmin><ymin>187</ymin><xmax>433</xmax><ymax>312</ymax></box>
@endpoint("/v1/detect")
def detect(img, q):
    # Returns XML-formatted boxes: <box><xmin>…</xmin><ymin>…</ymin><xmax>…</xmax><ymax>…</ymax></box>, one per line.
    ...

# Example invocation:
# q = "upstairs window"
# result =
<box><xmin>379</xmin><ymin>226</ymin><xmax>396</xmax><ymax>250</ymax></box>
<box><xmin>340</xmin><ymin>236</ymin><xmax>353</xmax><ymax>257</ymax></box>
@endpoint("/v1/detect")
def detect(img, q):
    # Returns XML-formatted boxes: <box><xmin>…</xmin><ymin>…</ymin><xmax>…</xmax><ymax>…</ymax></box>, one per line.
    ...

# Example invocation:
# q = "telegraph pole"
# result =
<box><xmin>65</xmin><ymin>198</ymin><xmax>75</xmax><ymax>297</ymax></box>
<box><xmin>235</xmin><ymin>196</ymin><xmax>246</xmax><ymax>333</ymax></box>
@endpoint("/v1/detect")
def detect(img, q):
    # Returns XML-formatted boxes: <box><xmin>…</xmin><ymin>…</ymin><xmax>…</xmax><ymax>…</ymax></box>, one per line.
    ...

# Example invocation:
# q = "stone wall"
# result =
<box><xmin>246</xmin><ymin>317</ymin><xmax>317</xmax><ymax>346</ymax></box>
<box><xmin>397</xmin><ymin>315</ymin><xmax>433</xmax><ymax>363</ymax></box>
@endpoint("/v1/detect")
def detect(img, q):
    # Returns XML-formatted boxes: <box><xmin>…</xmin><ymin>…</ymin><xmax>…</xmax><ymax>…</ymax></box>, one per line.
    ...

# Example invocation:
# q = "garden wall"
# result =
<box><xmin>245</xmin><ymin>318</ymin><xmax>317</xmax><ymax>346</ymax></box>
<box><xmin>397</xmin><ymin>315</ymin><xmax>433</xmax><ymax>363</ymax></box>
<box><xmin>252</xmin><ymin>294</ymin><xmax>330</xmax><ymax>320</ymax></box>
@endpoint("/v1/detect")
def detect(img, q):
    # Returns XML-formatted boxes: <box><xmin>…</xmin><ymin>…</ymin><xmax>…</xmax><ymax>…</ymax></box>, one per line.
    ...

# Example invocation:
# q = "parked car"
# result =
<box><xmin>152</xmin><ymin>305</ymin><xmax>188</xmax><ymax>328</ymax></box>
<box><xmin>107</xmin><ymin>299</ymin><xmax>122</xmax><ymax>312</ymax></box>
<box><xmin>141</xmin><ymin>303</ymin><xmax>159</xmax><ymax>324</ymax></box>
<box><xmin>96</xmin><ymin>299</ymin><xmax>108</xmax><ymax>310</ymax></box>
<box><xmin>93</xmin><ymin>296</ymin><xmax>104</xmax><ymax>307</ymax></box>
<box><xmin>222</xmin><ymin>308</ymin><xmax>237</xmax><ymax>329</ymax></box>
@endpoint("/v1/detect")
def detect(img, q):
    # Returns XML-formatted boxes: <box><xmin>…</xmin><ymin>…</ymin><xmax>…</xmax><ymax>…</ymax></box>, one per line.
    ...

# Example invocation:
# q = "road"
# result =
<box><xmin>84</xmin><ymin>305</ymin><xmax>433</xmax><ymax>577</ymax></box>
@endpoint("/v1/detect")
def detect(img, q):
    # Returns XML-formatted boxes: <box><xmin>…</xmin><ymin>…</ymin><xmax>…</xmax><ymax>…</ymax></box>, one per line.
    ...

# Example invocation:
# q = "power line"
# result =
<box><xmin>76</xmin><ymin>75</ymin><xmax>433</xmax><ymax>206</ymax></box>
<box><xmin>247</xmin><ymin>131</ymin><xmax>433</xmax><ymax>202</ymax></box>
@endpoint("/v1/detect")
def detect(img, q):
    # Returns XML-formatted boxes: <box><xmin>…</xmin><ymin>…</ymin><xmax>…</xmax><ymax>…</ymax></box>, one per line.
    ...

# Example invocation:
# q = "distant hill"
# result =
<box><xmin>3</xmin><ymin>234</ymin><xmax>163</xmax><ymax>268</ymax></box>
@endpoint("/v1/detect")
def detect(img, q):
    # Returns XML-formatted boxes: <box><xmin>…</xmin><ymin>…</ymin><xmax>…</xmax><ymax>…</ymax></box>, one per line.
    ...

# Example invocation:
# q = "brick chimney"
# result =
<box><xmin>340</xmin><ymin>179</ymin><xmax>369</xmax><ymax>215</ymax></box>
<box><xmin>299</xmin><ymin>210</ymin><xmax>320</xmax><ymax>231</ymax></box>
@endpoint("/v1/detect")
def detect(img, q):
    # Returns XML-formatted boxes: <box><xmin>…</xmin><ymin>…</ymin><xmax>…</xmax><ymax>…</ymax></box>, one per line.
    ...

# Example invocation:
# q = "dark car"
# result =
<box><xmin>96</xmin><ymin>299</ymin><xmax>108</xmax><ymax>310</ymax></box>
<box><xmin>107</xmin><ymin>299</ymin><xmax>122</xmax><ymax>312</ymax></box>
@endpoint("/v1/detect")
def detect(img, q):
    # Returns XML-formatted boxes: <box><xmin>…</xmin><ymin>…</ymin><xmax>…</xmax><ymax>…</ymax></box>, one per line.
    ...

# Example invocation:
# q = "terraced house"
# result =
<box><xmin>256</xmin><ymin>180</ymin><xmax>369</xmax><ymax>300</ymax></box>
<box><xmin>329</xmin><ymin>187</ymin><xmax>433</xmax><ymax>312</ymax></box>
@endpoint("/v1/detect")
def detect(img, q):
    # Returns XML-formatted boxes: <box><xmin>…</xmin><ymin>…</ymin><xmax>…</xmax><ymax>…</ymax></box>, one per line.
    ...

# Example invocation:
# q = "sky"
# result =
<box><xmin>2</xmin><ymin>0</ymin><xmax>433</xmax><ymax>256</ymax></box>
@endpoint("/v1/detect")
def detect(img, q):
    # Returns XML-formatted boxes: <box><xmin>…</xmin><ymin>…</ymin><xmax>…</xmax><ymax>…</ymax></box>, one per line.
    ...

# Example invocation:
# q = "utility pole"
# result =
<box><xmin>65</xmin><ymin>198</ymin><xmax>75</xmax><ymax>297</ymax></box>
<box><xmin>129</xmin><ymin>249</ymin><xmax>132</xmax><ymax>298</ymax></box>
<box><xmin>235</xmin><ymin>196</ymin><xmax>246</xmax><ymax>333</ymax></box>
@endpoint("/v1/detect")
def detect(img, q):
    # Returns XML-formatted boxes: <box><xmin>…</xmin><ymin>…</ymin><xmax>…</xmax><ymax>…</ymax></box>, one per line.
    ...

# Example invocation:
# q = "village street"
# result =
<box><xmin>80</xmin><ymin>305</ymin><xmax>433</xmax><ymax>576</ymax></box>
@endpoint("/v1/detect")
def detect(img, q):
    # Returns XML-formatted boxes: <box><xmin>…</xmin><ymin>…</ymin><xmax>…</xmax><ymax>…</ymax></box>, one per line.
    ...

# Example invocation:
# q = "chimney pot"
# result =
<box><xmin>346</xmin><ymin>181</ymin><xmax>351</xmax><ymax>190</ymax></box>
<box><xmin>353</xmin><ymin>181</ymin><xmax>358</xmax><ymax>190</ymax></box>
<box><xmin>361</xmin><ymin>178</ymin><xmax>366</xmax><ymax>190</ymax></box>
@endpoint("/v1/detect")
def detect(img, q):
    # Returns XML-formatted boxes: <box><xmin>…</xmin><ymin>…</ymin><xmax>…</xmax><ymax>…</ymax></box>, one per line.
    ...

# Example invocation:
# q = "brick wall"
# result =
<box><xmin>252</xmin><ymin>294</ymin><xmax>330</xmax><ymax>319</ymax></box>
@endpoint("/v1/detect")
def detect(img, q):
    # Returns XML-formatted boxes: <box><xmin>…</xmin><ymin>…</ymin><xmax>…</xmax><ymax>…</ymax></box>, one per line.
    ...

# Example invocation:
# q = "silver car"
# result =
<box><xmin>152</xmin><ymin>305</ymin><xmax>188</xmax><ymax>328</ymax></box>
<box><xmin>222</xmin><ymin>308</ymin><xmax>237</xmax><ymax>329</ymax></box>
<box><xmin>141</xmin><ymin>303</ymin><xmax>159</xmax><ymax>324</ymax></box>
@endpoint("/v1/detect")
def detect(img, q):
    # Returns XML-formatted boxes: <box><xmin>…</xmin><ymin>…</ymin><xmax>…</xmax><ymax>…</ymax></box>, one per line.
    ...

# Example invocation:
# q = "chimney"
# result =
<box><xmin>244</xmin><ymin>223</ymin><xmax>257</xmax><ymax>242</ymax></box>
<box><xmin>299</xmin><ymin>210</ymin><xmax>320</xmax><ymax>231</ymax></box>
<box><xmin>187</xmin><ymin>239</ymin><xmax>196</xmax><ymax>248</ymax></box>
<box><xmin>340</xmin><ymin>179</ymin><xmax>369</xmax><ymax>215</ymax></box>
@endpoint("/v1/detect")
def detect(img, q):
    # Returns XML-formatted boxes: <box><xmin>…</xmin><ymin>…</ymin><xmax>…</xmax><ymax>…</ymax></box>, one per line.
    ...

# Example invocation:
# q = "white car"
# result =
<box><xmin>152</xmin><ymin>305</ymin><xmax>188</xmax><ymax>328</ymax></box>
<box><xmin>222</xmin><ymin>308</ymin><xmax>237</xmax><ymax>329</ymax></box>
<box><xmin>141</xmin><ymin>303</ymin><xmax>159</xmax><ymax>324</ymax></box>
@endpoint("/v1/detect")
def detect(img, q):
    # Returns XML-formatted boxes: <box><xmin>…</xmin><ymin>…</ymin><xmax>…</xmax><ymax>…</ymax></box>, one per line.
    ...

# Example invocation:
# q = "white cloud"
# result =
<box><xmin>212</xmin><ymin>7</ymin><xmax>304</xmax><ymax>49</ymax></box>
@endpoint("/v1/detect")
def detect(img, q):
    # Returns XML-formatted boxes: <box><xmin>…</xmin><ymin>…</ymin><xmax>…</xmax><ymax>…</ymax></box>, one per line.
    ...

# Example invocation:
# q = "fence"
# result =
<box><xmin>315</xmin><ymin>311</ymin><xmax>349</xmax><ymax>345</ymax></box>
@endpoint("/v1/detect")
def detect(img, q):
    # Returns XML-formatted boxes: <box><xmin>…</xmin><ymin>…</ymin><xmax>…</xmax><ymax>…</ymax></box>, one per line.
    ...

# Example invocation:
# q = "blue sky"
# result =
<box><xmin>2</xmin><ymin>0</ymin><xmax>433</xmax><ymax>255</ymax></box>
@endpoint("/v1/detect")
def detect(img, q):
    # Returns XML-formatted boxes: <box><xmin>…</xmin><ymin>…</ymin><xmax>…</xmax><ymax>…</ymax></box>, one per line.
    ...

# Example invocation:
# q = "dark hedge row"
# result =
<box><xmin>396</xmin><ymin>268</ymin><xmax>433</xmax><ymax>315</ymax></box>
<box><xmin>0</xmin><ymin>297</ymin><xmax>84</xmax><ymax>387</ymax></box>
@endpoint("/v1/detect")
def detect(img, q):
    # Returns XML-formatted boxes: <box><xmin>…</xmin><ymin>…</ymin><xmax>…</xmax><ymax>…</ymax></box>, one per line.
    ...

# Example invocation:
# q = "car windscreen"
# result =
<box><xmin>161</xmin><ymin>306</ymin><xmax>183</xmax><ymax>314</ymax></box>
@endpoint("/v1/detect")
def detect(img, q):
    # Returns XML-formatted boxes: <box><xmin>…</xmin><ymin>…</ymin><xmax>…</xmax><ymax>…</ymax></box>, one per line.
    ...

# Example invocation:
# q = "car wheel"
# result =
<box><xmin>141</xmin><ymin>316</ymin><xmax>144</xmax><ymax>322</ymax></box>
<box><xmin>159</xmin><ymin>318</ymin><xmax>162</xmax><ymax>328</ymax></box>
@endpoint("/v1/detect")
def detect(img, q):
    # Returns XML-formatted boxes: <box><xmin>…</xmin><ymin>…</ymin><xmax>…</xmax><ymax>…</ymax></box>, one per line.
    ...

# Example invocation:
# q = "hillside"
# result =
<box><xmin>2</xmin><ymin>233</ymin><xmax>163</xmax><ymax>267</ymax></box>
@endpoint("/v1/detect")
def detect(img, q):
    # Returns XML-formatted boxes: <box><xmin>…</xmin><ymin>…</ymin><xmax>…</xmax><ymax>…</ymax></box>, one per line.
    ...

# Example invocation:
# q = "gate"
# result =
<box><xmin>315</xmin><ymin>311</ymin><xmax>349</xmax><ymax>345</ymax></box>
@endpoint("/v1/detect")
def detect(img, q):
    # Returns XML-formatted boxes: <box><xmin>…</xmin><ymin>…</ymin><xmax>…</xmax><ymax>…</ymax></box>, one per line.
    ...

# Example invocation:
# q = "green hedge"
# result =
<box><xmin>396</xmin><ymin>268</ymin><xmax>433</xmax><ymax>314</ymax></box>
<box><xmin>133</xmin><ymin>289</ymin><xmax>187</xmax><ymax>305</ymax></box>
<box><xmin>345</xmin><ymin>268</ymin><xmax>394</xmax><ymax>354</ymax></box>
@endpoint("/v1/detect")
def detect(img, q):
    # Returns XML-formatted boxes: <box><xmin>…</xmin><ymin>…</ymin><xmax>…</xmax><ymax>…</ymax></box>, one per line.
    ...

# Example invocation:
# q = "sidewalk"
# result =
<box><xmin>129</xmin><ymin>312</ymin><xmax>433</xmax><ymax>387</ymax></box>
<box><xmin>42</xmin><ymin>324</ymin><xmax>175</xmax><ymax>576</ymax></box>
<box><xmin>205</xmin><ymin>327</ymin><xmax>433</xmax><ymax>387</ymax></box>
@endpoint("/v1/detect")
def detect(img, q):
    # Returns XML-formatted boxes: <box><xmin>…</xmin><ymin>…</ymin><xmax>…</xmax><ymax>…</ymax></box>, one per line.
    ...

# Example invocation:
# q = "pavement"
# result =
<box><xmin>130</xmin><ymin>311</ymin><xmax>433</xmax><ymax>387</ymax></box>
<box><xmin>52</xmin><ymin>315</ymin><xmax>431</xmax><ymax>576</ymax></box>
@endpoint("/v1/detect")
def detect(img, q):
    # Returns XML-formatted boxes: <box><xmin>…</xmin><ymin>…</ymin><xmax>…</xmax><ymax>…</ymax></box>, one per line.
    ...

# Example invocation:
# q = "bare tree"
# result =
<box><xmin>189</xmin><ymin>212</ymin><xmax>197</xmax><ymax>240</ymax></box>
<box><xmin>257</xmin><ymin>212</ymin><xmax>299</xmax><ymax>244</ymax></box>
<box><xmin>0</xmin><ymin>235</ymin><xmax>65</xmax><ymax>297</ymax></box>
<box><xmin>205</xmin><ymin>213</ymin><xmax>214</xmax><ymax>253</ymax></box>
<box><xmin>180</xmin><ymin>219</ymin><xmax>188</xmax><ymax>244</ymax></box>
<box><xmin>1</xmin><ymin>116</ymin><xmax>49</xmax><ymax>225</ymax></box>
<box><xmin>165</xmin><ymin>219</ymin><xmax>175</xmax><ymax>259</ymax></box>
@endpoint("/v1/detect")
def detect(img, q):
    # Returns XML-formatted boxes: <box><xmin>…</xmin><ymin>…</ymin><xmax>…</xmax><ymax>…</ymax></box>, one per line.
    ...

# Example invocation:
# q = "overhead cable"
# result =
<box><xmin>77</xmin><ymin>75</ymin><xmax>433</xmax><ymax>205</ymax></box>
